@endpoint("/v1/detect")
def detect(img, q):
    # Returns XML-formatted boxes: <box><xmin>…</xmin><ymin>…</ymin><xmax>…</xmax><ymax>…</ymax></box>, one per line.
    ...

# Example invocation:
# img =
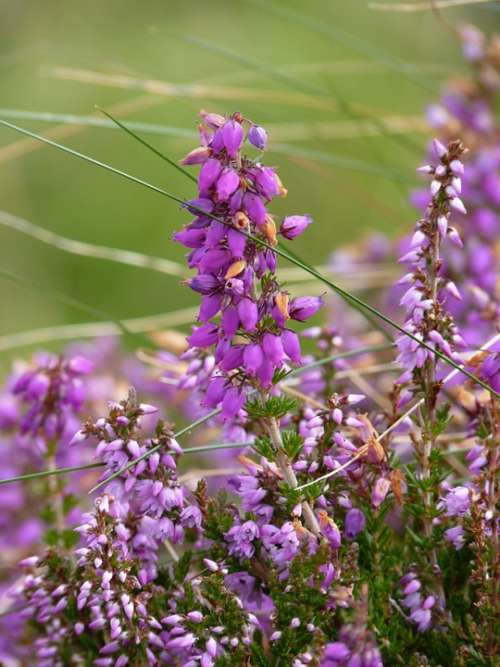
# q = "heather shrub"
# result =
<box><xmin>0</xmin><ymin>20</ymin><xmax>498</xmax><ymax>667</ymax></box>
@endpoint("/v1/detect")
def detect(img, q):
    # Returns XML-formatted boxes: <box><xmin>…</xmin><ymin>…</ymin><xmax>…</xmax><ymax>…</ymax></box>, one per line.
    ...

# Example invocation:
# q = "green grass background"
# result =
<box><xmin>0</xmin><ymin>0</ymin><xmax>497</xmax><ymax>370</ymax></box>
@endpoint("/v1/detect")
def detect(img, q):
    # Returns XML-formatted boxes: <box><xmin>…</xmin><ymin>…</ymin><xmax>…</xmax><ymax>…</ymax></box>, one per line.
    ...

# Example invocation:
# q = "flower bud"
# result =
<box><xmin>280</xmin><ymin>215</ymin><xmax>312</xmax><ymax>240</ymax></box>
<box><xmin>248</xmin><ymin>125</ymin><xmax>268</xmax><ymax>150</ymax></box>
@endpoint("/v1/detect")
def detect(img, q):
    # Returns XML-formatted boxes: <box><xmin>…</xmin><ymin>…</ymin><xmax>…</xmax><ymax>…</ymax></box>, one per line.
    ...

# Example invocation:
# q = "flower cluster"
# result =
<box><xmin>73</xmin><ymin>393</ymin><xmax>200</xmax><ymax>578</ymax></box>
<box><xmin>176</xmin><ymin>111</ymin><xmax>322</xmax><ymax>419</ymax></box>
<box><xmin>398</xmin><ymin>571</ymin><xmax>437</xmax><ymax>633</ymax></box>
<box><xmin>10</xmin><ymin>395</ymin><xmax>258</xmax><ymax>665</ymax></box>
<box><xmin>7</xmin><ymin>353</ymin><xmax>92</xmax><ymax>449</ymax></box>
<box><xmin>396</xmin><ymin>138</ymin><xmax>466</xmax><ymax>379</ymax></box>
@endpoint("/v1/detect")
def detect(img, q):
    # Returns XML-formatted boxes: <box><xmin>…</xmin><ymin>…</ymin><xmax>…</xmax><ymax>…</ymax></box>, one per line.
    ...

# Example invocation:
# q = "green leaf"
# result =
<box><xmin>245</xmin><ymin>395</ymin><xmax>297</xmax><ymax>420</ymax></box>
<box><xmin>174</xmin><ymin>550</ymin><xmax>192</xmax><ymax>582</ymax></box>
<box><xmin>252</xmin><ymin>435</ymin><xmax>276</xmax><ymax>460</ymax></box>
<box><xmin>281</xmin><ymin>430</ymin><xmax>303</xmax><ymax>461</ymax></box>
<box><xmin>272</xmin><ymin>366</ymin><xmax>290</xmax><ymax>384</ymax></box>
<box><xmin>61</xmin><ymin>529</ymin><xmax>80</xmax><ymax>550</ymax></box>
<box><xmin>44</xmin><ymin>528</ymin><xmax>59</xmax><ymax>546</ymax></box>
<box><xmin>432</xmin><ymin>403</ymin><xmax>451</xmax><ymax>438</ymax></box>
<box><xmin>62</xmin><ymin>493</ymin><xmax>79</xmax><ymax>515</ymax></box>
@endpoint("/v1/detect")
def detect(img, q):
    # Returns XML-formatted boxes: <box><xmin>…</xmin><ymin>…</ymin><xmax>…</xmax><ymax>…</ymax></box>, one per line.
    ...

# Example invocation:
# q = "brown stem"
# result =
<box><xmin>419</xmin><ymin>222</ymin><xmax>446</xmax><ymax>603</ymax></box>
<box><xmin>487</xmin><ymin>398</ymin><xmax>499</xmax><ymax>655</ymax></box>
<box><xmin>267</xmin><ymin>416</ymin><xmax>321</xmax><ymax>538</ymax></box>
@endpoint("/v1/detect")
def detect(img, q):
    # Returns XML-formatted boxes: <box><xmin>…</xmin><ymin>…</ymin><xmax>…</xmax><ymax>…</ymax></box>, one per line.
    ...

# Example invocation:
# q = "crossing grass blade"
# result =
<box><xmin>95</xmin><ymin>106</ymin><xmax>197</xmax><ymax>184</ymax></box>
<box><xmin>0</xmin><ymin>108</ymin><xmax>416</xmax><ymax>183</ymax></box>
<box><xmin>88</xmin><ymin>407</ymin><xmax>224</xmax><ymax>493</ymax></box>
<box><xmin>182</xmin><ymin>32</ymin><xmax>422</xmax><ymax>207</ymax></box>
<box><xmin>99</xmin><ymin>107</ymin><xmax>393</xmax><ymax>338</ymax></box>
<box><xmin>0</xmin><ymin>118</ymin><xmax>496</xmax><ymax>398</ymax></box>
<box><xmin>271</xmin><ymin>142</ymin><xmax>414</xmax><ymax>183</ymax></box>
<box><xmin>0</xmin><ymin>444</ymin><xmax>247</xmax><ymax>486</ymax></box>
<box><xmin>0</xmin><ymin>108</ymin><xmax>198</xmax><ymax>140</ymax></box>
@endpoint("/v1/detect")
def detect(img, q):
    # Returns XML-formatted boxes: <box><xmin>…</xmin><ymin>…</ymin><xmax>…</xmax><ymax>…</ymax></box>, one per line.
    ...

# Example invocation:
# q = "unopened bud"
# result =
<box><xmin>224</xmin><ymin>260</ymin><xmax>247</xmax><ymax>280</ymax></box>
<box><xmin>275</xmin><ymin>173</ymin><xmax>288</xmax><ymax>197</ymax></box>
<box><xmin>275</xmin><ymin>292</ymin><xmax>290</xmax><ymax>319</ymax></box>
<box><xmin>261</xmin><ymin>215</ymin><xmax>278</xmax><ymax>246</ymax></box>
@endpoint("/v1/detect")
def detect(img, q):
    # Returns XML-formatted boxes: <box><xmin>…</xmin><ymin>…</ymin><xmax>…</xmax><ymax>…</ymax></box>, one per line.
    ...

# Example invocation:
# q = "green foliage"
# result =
<box><xmin>253</xmin><ymin>435</ymin><xmax>276</xmax><ymax>460</ymax></box>
<box><xmin>281</xmin><ymin>430</ymin><xmax>303</xmax><ymax>461</ymax></box>
<box><xmin>432</xmin><ymin>403</ymin><xmax>452</xmax><ymax>438</ymax></box>
<box><xmin>245</xmin><ymin>395</ymin><xmax>297</xmax><ymax>420</ymax></box>
<box><xmin>174</xmin><ymin>549</ymin><xmax>192</xmax><ymax>583</ymax></box>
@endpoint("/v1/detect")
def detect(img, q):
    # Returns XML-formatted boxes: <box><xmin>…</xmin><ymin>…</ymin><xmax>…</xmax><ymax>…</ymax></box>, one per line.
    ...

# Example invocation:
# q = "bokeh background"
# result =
<box><xmin>0</xmin><ymin>0</ymin><xmax>498</xmax><ymax>371</ymax></box>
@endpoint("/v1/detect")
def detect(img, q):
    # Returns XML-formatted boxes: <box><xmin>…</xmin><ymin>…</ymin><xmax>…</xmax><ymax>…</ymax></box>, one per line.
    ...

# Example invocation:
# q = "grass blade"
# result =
<box><xmin>0</xmin><ymin>269</ymin><xmax>136</xmax><ymax>341</ymax></box>
<box><xmin>0</xmin><ymin>210</ymin><xmax>187</xmax><ymax>277</ymax></box>
<box><xmin>95</xmin><ymin>106</ymin><xmax>196</xmax><ymax>184</ymax></box>
<box><xmin>0</xmin><ymin>109</ymin><xmax>417</xmax><ymax>183</ymax></box>
<box><xmin>94</xmin><ymin>108</ymin><xmax>395</xmax><ymax>340</ymax></box>
<box><xmin>4</xmin><ymin>336</ymin><xmax>492</xmax><ymax>489</ymax></box>
<box><xmin>0</xmin><ymin>342</ymin><xmax>394</xmax><ymax>488</ymax></box>
<box><xmin>0</xmin><ymin>443</ymin><xmax>247</xmax><ymax>486</ymax></box>
<box><xmin>0</xmin><ymin>308</ymin><xmax>198</xmax><ymax>352</ymax></box>
<box><xmin>0</xmin><ymin>108</ymin><xmax>197</xmax><ymax>140</ymax></box>
<box><xmin>0</xmin><ymin>462</ymin><xmax>104</xmax><ymax>485</ymax></box>
<box><xmin>0</xmin><ymin>118</ymin><xmax>496</xmax><ymax>397</ymax></box>
<box><xmin>272</xmin><ymin>142</ymin><xmax>413</xmax><ymax>182</ymax></box>
<box><xmin>89</xmin><ymin>408</ymin><xmax>223</xmax><ymax>492</ymax></box>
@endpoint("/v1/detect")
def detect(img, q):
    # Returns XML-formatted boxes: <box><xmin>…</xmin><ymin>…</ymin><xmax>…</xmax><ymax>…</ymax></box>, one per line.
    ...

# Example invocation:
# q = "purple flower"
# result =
<box><xmin>344</xmin><ymin>508</ymin><xmax>365</xmax><ymax>539</ymax></box>
<box><xmin>324</xmin><ymin>642</ymin><xmax>350</xmax><ymax>661</ymax></box>
<box><xmin>248</xmin><ymin>125</ymin><xmax>268</xmax><ymax>150</ymax></box>
<box><xmin>173</xmin><ymin>110</ymin><xmax>322</xmax><ymax>416</ymax></box>
<box><xmin>261</xmin><ymin>522</ymin><xmax>300</xmax><ymax>567</ymax></box>
<box><xmin>243</xmin><ymin>344</ymin><xmax>264</xmax><ymax>374</ymax></box>
<box><xmin>371</xmin><ymin>477</ymin><xmax>391</xmax><ymax>508</ymax></box>
<box><xmin>225</xmin><ymin>520</ymin><xmax>259</xmax><ymax>559</ymax></box>
<box><xmin>438</xmin><ymin>485</ymin><xmax>471</xmax><ymax>517</ymax></box>
<box><xmin>280</xmin><ymin>215</ymin><xmax>312</xmax><ymax>240</ymax></box>
<box><xmin>444</xmin><ymin>525</ymin><xmax>465</xmax><ymax>550</ymax></box>
<box><xmin>216</xmin><ymin>168</ymin><xmax>240</xmax><ymax>201</ymax></box>
<box><xmin>222</xmin><ymin>119</ymin><xmax>244</xmax><ymax>157</ymax></box>
<box><xmin>289</xmin><ymin>296</ymin><xmax>324</xmax><ymax>322</ymax></box>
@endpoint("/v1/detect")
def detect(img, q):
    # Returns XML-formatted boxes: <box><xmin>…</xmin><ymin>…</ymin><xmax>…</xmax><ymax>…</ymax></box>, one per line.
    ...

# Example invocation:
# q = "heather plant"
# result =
<box><xmin>0</xmin><ymin>44</ymin><xmax>498</xmax><ymax>667</ymax></box>
<box><xmin>329</xmin><ymin>23</ymin><xmax>499</xmax><ymax>350</ymax></box>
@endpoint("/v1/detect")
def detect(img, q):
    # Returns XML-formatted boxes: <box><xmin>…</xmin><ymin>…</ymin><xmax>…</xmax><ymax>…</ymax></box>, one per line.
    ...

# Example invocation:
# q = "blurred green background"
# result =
<box><xmin>0</xmin><ymin>0</ymin><xmax>498</xmax><ymax>369</ymax></box>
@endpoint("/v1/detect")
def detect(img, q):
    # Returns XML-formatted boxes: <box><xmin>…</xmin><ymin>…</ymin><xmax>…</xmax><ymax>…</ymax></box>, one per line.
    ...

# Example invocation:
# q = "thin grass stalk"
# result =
<box><xmin>0</xmin><ymin>210</ymin><xmax>187</xmax><ymax>277</ymax></box>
